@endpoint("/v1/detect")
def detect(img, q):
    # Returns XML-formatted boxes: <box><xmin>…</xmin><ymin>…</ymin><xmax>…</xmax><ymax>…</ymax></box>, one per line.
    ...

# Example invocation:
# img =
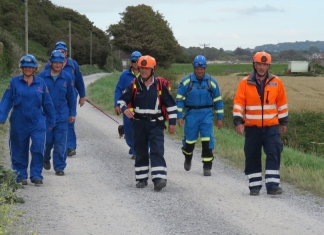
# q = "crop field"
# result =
<box><xmin>175</xmin><ymin>74</ymin><xmax>324</xmax><ymax>112</ymax></box>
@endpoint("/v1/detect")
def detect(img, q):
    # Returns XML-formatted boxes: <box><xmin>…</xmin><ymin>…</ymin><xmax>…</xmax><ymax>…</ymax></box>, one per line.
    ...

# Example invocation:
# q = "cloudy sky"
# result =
<box><xmin>50</xmin><ymin>0</ymin><xmax>321</xmax><ymax>51</ymax></box>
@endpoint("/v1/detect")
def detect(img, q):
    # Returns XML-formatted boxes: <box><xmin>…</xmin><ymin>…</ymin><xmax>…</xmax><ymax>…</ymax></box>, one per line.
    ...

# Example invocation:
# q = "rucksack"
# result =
<box><xmin>130</xmin><ymin>76</ymin><xmax>171</xmax><ymax>120</ymax></box>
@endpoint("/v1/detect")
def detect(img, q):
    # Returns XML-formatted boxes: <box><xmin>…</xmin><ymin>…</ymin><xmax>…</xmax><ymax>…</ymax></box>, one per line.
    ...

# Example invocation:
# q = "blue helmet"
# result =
<box><xmin>55</xmin><ymin>41</ymin><xmax>68</xmax><ymax>51</ymax></box>
<box><xmin>130</xmin><ymin>51</ymin><xmax>142</xmax><ymax>61</ymax></box>
<box><xmin>20</xmin><ymin>54</ymin><xmax>38</xmax><ymax>68</ymax></box>
<box><xmin>192</xmin><ymin>55</ymin><xmax>207</xmax><ymax>68</ymax></box>
<box><xmin>50</xmin><ymin>50</ymin><xmax>65</xmax><ymax>63</ymax></box>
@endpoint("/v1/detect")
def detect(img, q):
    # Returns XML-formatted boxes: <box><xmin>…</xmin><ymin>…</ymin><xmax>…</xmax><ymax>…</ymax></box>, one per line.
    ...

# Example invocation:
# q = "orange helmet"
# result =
<box><xmin>138</xmin><ymin>55</ymin><xmax>156</xmax><ymax>70</ymax></box>
<box><xmin>253</xmin><ymin>51</ymin><xmax>271</xmax><ymax>65</ymax></box>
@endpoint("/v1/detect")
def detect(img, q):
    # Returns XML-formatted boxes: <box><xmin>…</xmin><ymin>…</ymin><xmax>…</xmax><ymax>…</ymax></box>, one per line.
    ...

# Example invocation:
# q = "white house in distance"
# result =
<box><xmin>287</xmin><ymin>61</ymin><xmax>309</xmax><ymax>73</ymax></box>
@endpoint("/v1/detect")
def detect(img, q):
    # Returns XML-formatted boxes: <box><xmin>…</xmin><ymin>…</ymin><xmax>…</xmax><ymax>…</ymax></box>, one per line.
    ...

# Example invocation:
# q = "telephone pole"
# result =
<box><xmin>199</xmin><ymin>43</ymin><xmax>210</xmax><ymax>58</ymax></box>
<box><xmin>25</xmin><ymin>0</ymin><xmax>28</xmax><ymax>54</ymax></box>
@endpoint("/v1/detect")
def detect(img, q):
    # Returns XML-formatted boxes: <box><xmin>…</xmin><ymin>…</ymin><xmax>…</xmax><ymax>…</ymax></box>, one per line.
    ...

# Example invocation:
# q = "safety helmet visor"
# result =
<box><xmin>20</xmin><ymin>55</ymin><xmax>37</xmax><ymax>68</ymax></box>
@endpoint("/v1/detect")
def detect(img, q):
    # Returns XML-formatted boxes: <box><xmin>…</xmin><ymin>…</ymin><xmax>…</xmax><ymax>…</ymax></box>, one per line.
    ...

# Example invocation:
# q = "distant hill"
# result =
<box><xmin>254</xmin><ymin>40</ymin><xmax>324</xmax><ymax>52</ymax></box>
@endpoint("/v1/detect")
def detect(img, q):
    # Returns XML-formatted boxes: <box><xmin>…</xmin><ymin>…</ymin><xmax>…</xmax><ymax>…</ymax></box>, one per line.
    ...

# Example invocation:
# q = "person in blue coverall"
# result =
<box><xmin>0</xmin><ymin>54</ymin><xmax>55</xmax><ymax>186</ymax></box>
<box><xmin>114</xmin><ymin>51</ymin><xmax>142</xmax><ymax>160</ymax></box>
<box><xmin>39</xmin><ymin>50</ymin><xmax>76</xmax><ymax>176</ymax></box>
<box><xmin>176</xmin><ymin>55</ymin><xmax>224</xmax><ymax>176</ymax></box>
<box><xmin>44</xmin><ymin>41</ymin><xmax>86</xmax><ymax>157</ymax></box>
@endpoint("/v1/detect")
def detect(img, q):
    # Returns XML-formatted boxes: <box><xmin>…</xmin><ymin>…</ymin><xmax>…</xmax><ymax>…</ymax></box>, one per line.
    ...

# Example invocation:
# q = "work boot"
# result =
<box><xmin>32</xmin><ymin>179</ymin><xmax>43</xmax><ymax>187</ymax></box>
<box><xmin>267</xmin><ymin>186</ymin><xmax>283</xmax><ymax>195</ymax></box>
<box><xmin>55</xmin><ymin>170</ymin><xmax>65</xmax><ymax>176</ymax></box>
<box><xmin>43</xmin><ymin>161</ymin><xmax>51</xmax><ymax>170</ymax></box>
<box><xmin>131</xmin><ymin>155</ymin><xmax>136</xmax><ymax>160</ymax></box>
<box><xmin>203</xmin><ymin>162</ymin><xmax>212</xmax><ymax>176</ymax></box>
<box><xmin>68</xmin><ymin>148</ymin><xmax>76</xmax><ymax>156</ymax></box>
<box><xmin>250</xmin><ymin>188</ymin><xmax>260</xmax><ymax>196</ymax></box>
<box><xmin>203</xmin><ymin>168</ymin><xmax>211</xmax><ymax>176</ymax></box>
<box><xmin>154</xmin><ymin>179</ymin><xmax>167</xmax><ymax>192</ymax></box>
<box><xmin>184</xmin><ymin>159</ymin><xmax>191</xmax><ymax>171</ymax></box>
<box><xmin>17</xmin><ymin>179</ymin><xmax>28</xmax><ymax>185</ymax></box>
<box><xmin>136</xmin><ymin>179</ymin><xmax>148</xmax><ymax>188</ymax></box>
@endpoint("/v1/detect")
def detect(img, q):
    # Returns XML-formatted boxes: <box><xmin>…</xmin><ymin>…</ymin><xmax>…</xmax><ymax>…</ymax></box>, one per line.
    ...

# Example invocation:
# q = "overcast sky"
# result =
<box><xmin>50</xmin><ymin>0</ymin><xmax>321</xmax><ymax>51</ymax></box>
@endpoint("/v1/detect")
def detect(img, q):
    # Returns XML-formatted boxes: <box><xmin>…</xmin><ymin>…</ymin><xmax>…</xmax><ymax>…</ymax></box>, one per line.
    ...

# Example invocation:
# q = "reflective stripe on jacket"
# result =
<box><xmin>233</xmin><ymin>71</ymin><xmax>288</xmax><ymax>127</ymax></box>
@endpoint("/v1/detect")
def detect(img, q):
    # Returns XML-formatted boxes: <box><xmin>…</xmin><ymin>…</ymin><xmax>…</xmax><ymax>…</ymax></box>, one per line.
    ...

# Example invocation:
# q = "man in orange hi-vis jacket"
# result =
<box><xmin>233</xmin><ymin>51</ymin><xmax>288</xmax><ymax>196</ymax></box>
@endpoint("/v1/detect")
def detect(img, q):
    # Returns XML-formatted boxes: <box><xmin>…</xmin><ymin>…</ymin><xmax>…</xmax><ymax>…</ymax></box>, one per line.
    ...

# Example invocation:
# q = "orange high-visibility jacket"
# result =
<box><xmin>233</xmin><ymin>71</ymin><xmax>288</xmax><ymax>127</ymax></box>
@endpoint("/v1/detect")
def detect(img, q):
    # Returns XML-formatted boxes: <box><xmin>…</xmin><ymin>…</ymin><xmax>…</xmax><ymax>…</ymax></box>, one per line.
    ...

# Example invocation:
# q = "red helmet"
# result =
<box><xmin>138</xmin><ymin>55</ymin><xmax>156</xmax><ymax>71</ymax></box>
<box><xmin>253</xmin><ymin>51</ymin><xmax>271</xmax><ymax>65</ymax></box>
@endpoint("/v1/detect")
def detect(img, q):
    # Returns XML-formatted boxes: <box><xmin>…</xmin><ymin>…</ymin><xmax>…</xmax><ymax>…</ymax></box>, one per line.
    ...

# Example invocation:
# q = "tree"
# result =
<box><xmin>107</xmin><ymin>4</ymin><xmax>182</xmax><ymax>69</ymax></box>
<box><xmin>309</xmin><ymin>45</ymin><xmax>320</xmax><ymax>54</ymax></box>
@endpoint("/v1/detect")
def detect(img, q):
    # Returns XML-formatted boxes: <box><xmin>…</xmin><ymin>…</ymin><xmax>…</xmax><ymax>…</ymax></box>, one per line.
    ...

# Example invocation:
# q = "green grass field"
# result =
<box><xmin>170</xmin><ymin>63</ymin><xmax>288</xmax><ymax>76</ymax></box>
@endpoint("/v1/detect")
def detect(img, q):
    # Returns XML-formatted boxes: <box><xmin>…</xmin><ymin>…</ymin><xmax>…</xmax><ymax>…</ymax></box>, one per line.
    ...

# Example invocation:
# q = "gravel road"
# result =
<box><xmin>13</xmin><ymin>73</ymin><xmax>324</xmax><ymax>235</ymax></box>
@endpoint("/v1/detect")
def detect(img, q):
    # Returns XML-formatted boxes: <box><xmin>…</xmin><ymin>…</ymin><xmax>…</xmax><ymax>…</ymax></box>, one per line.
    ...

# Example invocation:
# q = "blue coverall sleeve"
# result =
<box><xmin>117</xmin><ymin>83</ymin><xmax>133</xmax><ymax>112</ymax></box>
<box><xmin>0</xmin><ymin>80</ymin><xmax>14</xmax><ymax>123</ymax></box>
<box><xmin>211</xmin><ymin>78</ymin><xmax>224</xmax><ymax>120</ymax></box>
<box><xmin>41</xmin><ymin>81</ymin><xmax>55</xmax><ymax>127</ymax></box>
<box><xmin>175</xmin><ymin>77</ymin><xmax>189</xmax><ymax>119</ymax></box>
<box><xmin>67</xmin><ymin>76</ymin><xmax>77</xmax><ymax>116</ymax></box>
<box><xmin>73</xmin><ymin>61</ymin><xmax>86</xmax><ymax>98</ymax></box>
<box><xmin>114</xmin><ymin>74</ymin><xmax>125</xmax><ymax>107</ymax></box>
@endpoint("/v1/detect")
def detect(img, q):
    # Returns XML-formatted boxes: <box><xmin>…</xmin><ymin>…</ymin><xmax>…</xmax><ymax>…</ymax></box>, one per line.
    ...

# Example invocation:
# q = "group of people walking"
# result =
<box><xmin>0</xmin><ymin>41</ymin><xmax>86</xmax><ymax>186</ymax></box>
<box><xmin>0</xmin><ymin>47</ymin><xmax>288</xmax><ymax>196</ymax></box>
<box><xmin>115</xmin><ymin>51</ymin><xmax>288</xmax><ymax>195</ymax></box>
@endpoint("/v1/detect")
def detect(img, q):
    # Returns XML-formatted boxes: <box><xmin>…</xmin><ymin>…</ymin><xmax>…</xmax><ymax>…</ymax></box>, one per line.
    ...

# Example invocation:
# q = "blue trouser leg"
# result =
<box><xmin>29</xmin><ymin>125</ymin><xmax>46</xmax><ymax>181</ymax></box>
<box><xmin>44</xmin><ymin>129</ymin><xmax>54</xmax><ymax>162</ymax></box>
<box><xmin>133</xmin><ymin>120</ymin><xmax>166</xmax><ymax>183</ymax></box>
<box><xmin>123</xmin><ymin>114</ymin><xmax>135</xmax><ymax>155</ymax></box>
<box><xmin>53</xmin><ymin>124</ymin><xmax>68</xmax><ymax>171</ymax></box>
<box><xmin>67</xmin><ymin>121</ymin><xmax>76</xmax><ymax>149</ymax></box>
<box><xmin>46</xmin><ymin>123</ymin><xmax>68</xmax><ymax>171</ymax></box>
<box><xmin>67</xmin><ymin>91</ymin><xmax>78</xmax><ymax>150</ymax></box>
<box><xmin>10</xmin><ymin>126</ymin><xmax>30</xmax><ymax>181</ymax></box>
<box><xmin>133</xmin><ymin>120</ymin><xmax>149</xmax><ymax>181</ymax></box>
<box><xmin>263</xmin><ymin>125</ymin><xmax>282</xmax><ymax>190</ymax></box>
<box><xmin>148</xmin><ymin>122</ymin><xmax>166</xmax><ymax>183</ymax></box>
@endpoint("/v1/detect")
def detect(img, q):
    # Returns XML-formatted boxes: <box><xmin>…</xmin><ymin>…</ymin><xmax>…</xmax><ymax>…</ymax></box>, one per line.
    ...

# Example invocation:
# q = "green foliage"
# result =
<box><xmin>108</xmin><ymin>4</ymin><xmax>182</xmax><ymax>69</ymax></box>
<box><xmin>283</xmin><ymin>111</ymin><xmax>324</xmax><ymax>157</ymax></box>
<box><xmin>0</xmin><ymin>166</ymin><xmax>24</xmax><ymax>204</ymax></box>
<box><xmin>0</xmin><ymin>0</ymin><xmax>111</xmax><ymax>68</ymax></box>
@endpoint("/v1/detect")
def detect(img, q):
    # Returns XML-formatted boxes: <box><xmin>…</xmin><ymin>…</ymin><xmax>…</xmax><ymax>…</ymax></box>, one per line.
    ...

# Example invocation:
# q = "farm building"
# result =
<box><xmin>287</xmin><ymin>61</ymin><xmax>309</xmax><ymax>73</ymax></box>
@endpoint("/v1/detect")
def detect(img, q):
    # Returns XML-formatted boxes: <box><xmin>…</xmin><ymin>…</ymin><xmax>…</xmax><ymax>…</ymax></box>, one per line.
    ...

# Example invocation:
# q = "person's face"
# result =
<box><xmin>131</xmin><ymin>60</ymin><xmax>139</xmax><ymax>70</ymax></box>
<box><xmin>194</xmin><ymin>67</ymin><xmax>206</xmax><ymax>79</ymax></box>
<box><xmin>254</xmin><ymin>62</ymin><xmax>270</xmax><ymax>77</ymax></box>
<box><xmin>139</xmin><ymin>67</ymin><xmax>152</xmax><ymax>80</ymax></box>
<box><xmin>22</xmin><ymin>67</ymin><xmax>36</xmax><ymax>76</ymax></box>
<box><xmin>51</xmin><ymin>62</ymin><xmax>63</xmax><ymax>73</ymax></box>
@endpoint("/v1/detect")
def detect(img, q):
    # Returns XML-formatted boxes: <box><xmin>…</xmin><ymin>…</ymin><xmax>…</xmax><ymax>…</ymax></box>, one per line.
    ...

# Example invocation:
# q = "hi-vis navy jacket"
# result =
<box><xmin>117</xmin><ymin>76</ymin><xmax>177</xmax><ymax>126</ymax></box>
<box><xmin>233</xmin><ymin>71</ymin><xmax>288</xmax><ymax>127</ymax></box>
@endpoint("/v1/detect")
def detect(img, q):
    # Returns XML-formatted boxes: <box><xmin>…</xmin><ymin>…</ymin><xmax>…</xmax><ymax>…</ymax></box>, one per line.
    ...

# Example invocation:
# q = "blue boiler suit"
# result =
<box><xmin>176</xmin><ymin>73</ymin><xmax>224</xmax><ymax>168</ymax></box>
<box><xmin>117</xmin><ymin>76</ymin><xmax>177</xmax><ymax>184</ymax></box>
<box><xmin>38</xmin><ymin>69</ymin><xmax>76</xmax><ymax>171</ymax></box>
<box><xmin>114</xmin><ymin>67</ymin><xmax>140</xmax><ymax>156</ymax></box>
<box><xmin>0</xmin><ymin>75</ymin><xmax>55</xmax><ymax>181</ymax></box>
<box><xmin>45</xmin><ymin>58</ymin><xmax>85</xmax><ymax>151</ymax></box>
